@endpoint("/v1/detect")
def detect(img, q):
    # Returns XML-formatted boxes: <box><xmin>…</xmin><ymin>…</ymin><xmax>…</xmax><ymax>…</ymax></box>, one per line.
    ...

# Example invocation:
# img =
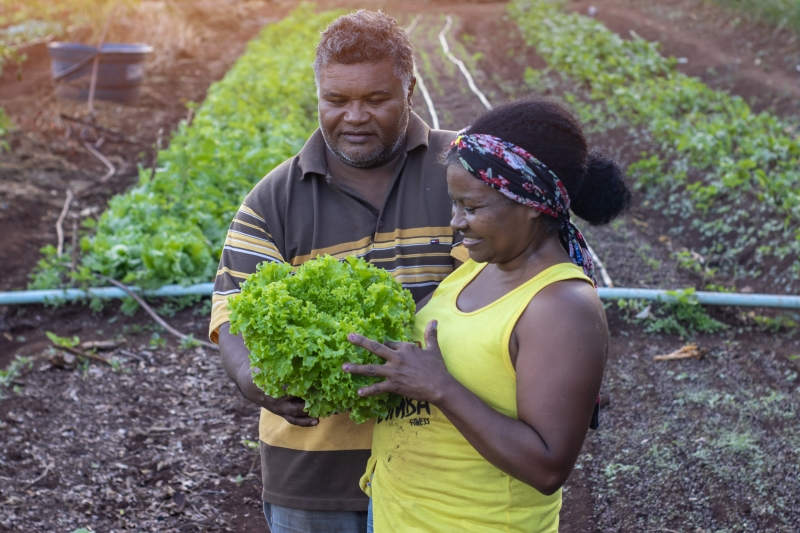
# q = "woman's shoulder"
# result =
<box><xmin>533</xmin><ymin>274</ymin><xmax>601</xmax><ymax>316</ymax></box>
<box><xmin>520</xmin><ymin>275</ymin><xmax>606</xmax><ymax>350</ymax></box>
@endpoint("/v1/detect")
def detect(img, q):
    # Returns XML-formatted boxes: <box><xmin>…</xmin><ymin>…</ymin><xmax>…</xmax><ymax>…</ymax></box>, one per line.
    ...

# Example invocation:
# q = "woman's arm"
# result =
<box><xmin>344</xmin><ymin>280</ymin><xmax>606</xmax><ymax>495</ymax></box>
<box><xmin>440</xmin><ymin>281</ymin><xmax>606</xmax><ymax>493</ymax></box>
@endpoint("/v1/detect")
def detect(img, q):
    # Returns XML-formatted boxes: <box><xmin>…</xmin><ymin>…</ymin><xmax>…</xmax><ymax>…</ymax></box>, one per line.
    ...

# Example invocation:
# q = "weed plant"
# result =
<box><xmin>0</xmin><ymin>107</ymin><xmax>13</xmax><ymax>151</ymax></box>
<box><xmin>617</xmin><ymin>289</ymin><xmax>728</xmax><ymax>337</ymax></box>
<box><xmin>0</xmin><ymin>356</ymin><xmax>33</xmax><ymax>400</ymax></box>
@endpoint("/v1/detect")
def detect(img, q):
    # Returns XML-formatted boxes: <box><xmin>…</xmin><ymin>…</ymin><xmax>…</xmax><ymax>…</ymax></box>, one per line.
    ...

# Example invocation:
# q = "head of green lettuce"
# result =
<box><xmin>228</xmin><ymin>255</ymin><xmax>414</xmax><ymax>423</ymax></box>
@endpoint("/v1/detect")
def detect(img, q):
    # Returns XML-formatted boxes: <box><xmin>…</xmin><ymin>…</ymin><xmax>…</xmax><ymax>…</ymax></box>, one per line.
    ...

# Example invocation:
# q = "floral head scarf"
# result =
<box><xmin>451</xmin><ymin>129</ymin><xmax>596</xmax><ymax>285</ymax></box>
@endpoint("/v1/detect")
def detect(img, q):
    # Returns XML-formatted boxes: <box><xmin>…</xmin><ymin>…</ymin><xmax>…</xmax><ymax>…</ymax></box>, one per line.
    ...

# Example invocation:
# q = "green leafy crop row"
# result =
<box><xmin>32</xmin><ymin>6</ymin><xmax>339</xmax><ymax>290</ymax></box>
<box><xmin>511</xmin><ymin>0</ymin><xmax>800</xmax><ymax>290</ymax></box>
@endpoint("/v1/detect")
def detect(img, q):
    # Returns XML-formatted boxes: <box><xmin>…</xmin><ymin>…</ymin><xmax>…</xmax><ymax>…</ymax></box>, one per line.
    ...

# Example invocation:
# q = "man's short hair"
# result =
<box><xmin>314</xmin><ymin>10</ymin><xmax>415</xmax><ymax>92</ymax></box>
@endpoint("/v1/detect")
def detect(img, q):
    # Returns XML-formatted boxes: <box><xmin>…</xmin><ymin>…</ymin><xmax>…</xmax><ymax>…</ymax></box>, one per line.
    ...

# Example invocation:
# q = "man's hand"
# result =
<box><xmin>219</xmin><ymin>323</ymin><xmax>319</xmax><ymax>427</ymax></box>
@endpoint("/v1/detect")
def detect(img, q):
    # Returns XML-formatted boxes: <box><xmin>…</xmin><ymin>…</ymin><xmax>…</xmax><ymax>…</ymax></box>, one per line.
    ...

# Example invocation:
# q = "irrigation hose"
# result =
<box><xmin>0</xmin><ymin>284</ymin><xmax>798</xmax><ymax>309</ymax></box>
<box><xmin>438</xmin><ymin>16</ymin><xmax>493</xmax><ymax>110</ymax></box>
<box><xmin>437</xmin><ymin>19</ymin><xmax>618</xmax><ymax>287</ymax></box>
<box><xmin>406</xmin><ymin>16</ymin><xmax>441</xmax><ymax>130</ymax></box>
<box><xmin>436</xmin><ymin>20</ymin><xmax>617</xmax><ymax>287</ymax></box>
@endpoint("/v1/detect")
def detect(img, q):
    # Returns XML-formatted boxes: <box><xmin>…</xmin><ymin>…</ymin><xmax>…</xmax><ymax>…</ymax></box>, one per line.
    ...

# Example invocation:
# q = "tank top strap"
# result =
<box><xmin>444</xmin><ymin>260</ymin><xmax>593</xmax><ymax>315</ymax></box>
<box><xmin>518</xmin><ymin>262</ymin><xmax>595</xmax><ymax>295</ymax></box>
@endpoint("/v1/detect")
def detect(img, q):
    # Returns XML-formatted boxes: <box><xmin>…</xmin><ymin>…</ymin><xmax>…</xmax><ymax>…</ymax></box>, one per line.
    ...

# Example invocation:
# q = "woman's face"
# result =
<box><xmin>447</xmin><ymin>163</ymin><xmax>542</xmax><ymax>265</ymax></box>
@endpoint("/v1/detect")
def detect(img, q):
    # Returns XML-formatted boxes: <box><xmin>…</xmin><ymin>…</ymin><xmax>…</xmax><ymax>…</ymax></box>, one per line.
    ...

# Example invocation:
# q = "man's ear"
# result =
<box><xmin>407</xmin><ymin>76</ymin><xmax>417</xmax><ymax>105</ymax></box>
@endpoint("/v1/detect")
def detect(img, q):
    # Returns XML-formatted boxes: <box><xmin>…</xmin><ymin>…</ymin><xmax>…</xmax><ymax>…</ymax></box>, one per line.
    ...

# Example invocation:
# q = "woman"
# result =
<box><xmin>343</xmin><ymin>98</ymin><xmax>631</xmax><ymax>532</ymax></box>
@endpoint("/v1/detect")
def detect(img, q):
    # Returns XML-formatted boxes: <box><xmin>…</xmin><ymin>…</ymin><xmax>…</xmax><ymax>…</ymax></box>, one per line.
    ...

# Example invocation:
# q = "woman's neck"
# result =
<box><xmin>493</xmin><ymin>235</ymin><xmax>571</xmax><ymax>282</ymax></box>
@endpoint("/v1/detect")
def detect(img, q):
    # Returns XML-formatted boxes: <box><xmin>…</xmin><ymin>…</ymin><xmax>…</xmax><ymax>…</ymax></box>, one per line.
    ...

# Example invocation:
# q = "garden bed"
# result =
<box><xmin>1</xmin><ymin>1</ymin><xmax>799</xmax><ymax>531</ymax></box>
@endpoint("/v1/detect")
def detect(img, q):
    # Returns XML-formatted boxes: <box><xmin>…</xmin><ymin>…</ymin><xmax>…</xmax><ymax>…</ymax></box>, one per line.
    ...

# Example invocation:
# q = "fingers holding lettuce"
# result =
<box><xmin>343</xmin><ymin>320</ymin><xmax>454</xmax><ymax>404</ymax></box>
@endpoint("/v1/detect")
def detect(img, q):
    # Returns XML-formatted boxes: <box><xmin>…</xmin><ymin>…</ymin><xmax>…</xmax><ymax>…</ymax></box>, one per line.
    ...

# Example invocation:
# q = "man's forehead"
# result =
<box><xmin>318</xmin><ymin>60</ymin><xmax>403</xmax><ymax>93</ymax></box>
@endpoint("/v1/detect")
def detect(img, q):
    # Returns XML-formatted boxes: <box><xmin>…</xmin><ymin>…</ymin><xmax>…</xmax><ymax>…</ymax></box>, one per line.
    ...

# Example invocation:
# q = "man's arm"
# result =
<box><xmin>219</xmin><ymin>322</ymin><xmax>318</xmax><ymax>427</ymax></box>
<box><xmin>211</xmin><ymin>197</ymin><xmax>318</xmax><ymax>427</ymax></box>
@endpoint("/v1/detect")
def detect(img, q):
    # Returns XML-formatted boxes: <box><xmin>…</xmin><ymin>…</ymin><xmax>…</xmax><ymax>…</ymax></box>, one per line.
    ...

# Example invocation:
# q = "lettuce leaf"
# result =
<box><xmin>228</xmin><ymin>255</ymin><xmax>413</xmax><ymax>423</ymax></box>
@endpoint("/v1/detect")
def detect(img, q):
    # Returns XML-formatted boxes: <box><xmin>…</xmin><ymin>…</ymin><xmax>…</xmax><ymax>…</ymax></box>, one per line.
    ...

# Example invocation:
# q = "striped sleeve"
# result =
<box><xmin>208</xmin><ymin>202</ymin><xmax>284</xmax><ymax>343</ymax></box>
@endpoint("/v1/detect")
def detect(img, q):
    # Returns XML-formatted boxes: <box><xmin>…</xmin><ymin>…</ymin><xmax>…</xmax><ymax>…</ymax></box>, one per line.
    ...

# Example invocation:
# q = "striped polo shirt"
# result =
<box><xmin>209</xmin><ymin>112</ymin><xmax>467</xmax><ymax>511</ymax></box>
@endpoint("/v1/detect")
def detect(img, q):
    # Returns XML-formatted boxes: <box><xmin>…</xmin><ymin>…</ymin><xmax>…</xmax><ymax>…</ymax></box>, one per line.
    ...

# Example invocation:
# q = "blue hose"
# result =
<box><xmin>596</xmin><ymin>288</ymin><xmax>800</xmax><ymax>309</ymax></box>
<box><xmin>0</xmin><ymin>283</ymin><xmax>798</xmax><ymax>308</ymax></box>
<box><xmin>0</xmin><ymin>283</ymin><xmax>214</xmax><ymax>305</ymax></box>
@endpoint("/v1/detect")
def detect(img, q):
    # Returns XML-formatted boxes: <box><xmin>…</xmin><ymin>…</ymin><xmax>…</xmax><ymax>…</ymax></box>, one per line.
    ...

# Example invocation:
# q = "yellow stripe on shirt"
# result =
<box><xmin>289</xmin><ymin>236</ymin><xmax>374</xmax><ymax>266</ymax></box>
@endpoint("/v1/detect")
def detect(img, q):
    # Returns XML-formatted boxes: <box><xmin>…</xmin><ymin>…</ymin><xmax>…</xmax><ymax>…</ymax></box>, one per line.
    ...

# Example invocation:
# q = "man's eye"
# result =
<box><xmin>367</xmin><ymin>99</ymin><xmax>386</xmax><ymax>106</ymax></box>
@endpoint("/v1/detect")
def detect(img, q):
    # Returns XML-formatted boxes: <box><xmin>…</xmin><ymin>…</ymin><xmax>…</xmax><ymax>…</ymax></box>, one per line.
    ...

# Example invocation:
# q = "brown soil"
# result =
<box><xmin>0</xmin><ymin>316</ymin><xmax>264</xmax><ymax>533</ymax></box>
<box><xmin>0</xmin><ymin>2</ymin><xmax>294</xmax><ymax>531</ymax></box>
<box><xmin>1</xmin><ymin>1</ymin><xmax>799</xmax><ymax>532</ymax></box>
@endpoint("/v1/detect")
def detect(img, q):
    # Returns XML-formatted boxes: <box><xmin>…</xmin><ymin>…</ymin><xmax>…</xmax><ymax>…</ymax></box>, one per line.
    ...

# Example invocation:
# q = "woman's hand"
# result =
<box><xmin>343</xmin><ymin>320</ymin><xmax>455</xmax><ymax>404</ymax></box>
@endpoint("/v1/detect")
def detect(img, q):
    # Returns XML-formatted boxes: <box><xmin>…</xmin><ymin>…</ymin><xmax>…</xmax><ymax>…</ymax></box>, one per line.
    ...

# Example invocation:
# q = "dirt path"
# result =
<box><xmin>1</xmin><ymin>1</ymin><xmax>799</xmax><ymax>532</ymax></box>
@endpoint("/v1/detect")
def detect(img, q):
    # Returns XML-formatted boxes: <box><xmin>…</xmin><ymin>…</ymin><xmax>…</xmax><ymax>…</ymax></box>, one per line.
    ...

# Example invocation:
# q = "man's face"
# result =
<box><xmin>318</xmin><ymin>60</ymin><xmax>414</xmax><ymax>168</ymax></box>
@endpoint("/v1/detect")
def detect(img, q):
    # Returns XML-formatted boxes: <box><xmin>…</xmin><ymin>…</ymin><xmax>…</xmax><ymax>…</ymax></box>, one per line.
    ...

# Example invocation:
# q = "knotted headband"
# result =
<box><xmin>451</xmin><ymin>130</ymin><xmax>596</xmax><ymax>285</ymax></box>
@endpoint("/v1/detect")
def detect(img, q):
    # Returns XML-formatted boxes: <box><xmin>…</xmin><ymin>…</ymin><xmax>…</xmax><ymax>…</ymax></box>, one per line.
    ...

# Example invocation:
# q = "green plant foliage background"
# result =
<box><xmin>228</xmin><ymin>256</ymin><xmax>413</xmax><ymax>424</ymax></box>
<box><xmin>512</xmin><ymin>0</ymin><xmax>800</xmax><ymax>290</ymax></box>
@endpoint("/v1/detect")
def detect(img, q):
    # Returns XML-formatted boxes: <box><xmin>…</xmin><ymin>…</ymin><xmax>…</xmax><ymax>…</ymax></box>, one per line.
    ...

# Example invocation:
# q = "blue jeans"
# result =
<box><xmin>263</xmin><ymin>501</ymin><xmax>368</xmax><ymax>533</ymax></box>
<box><xmin>367</xmin><ymin>498</ymin><xmax>374</xmax><ymax>533</ymax></box>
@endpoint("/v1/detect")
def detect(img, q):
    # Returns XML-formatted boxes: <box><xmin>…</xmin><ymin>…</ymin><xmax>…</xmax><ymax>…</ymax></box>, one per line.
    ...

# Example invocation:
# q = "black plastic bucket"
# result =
<box><xmin>47</xmin><ymin>42</ymin><xmax>153</xmax><ymax>105</ymax></box>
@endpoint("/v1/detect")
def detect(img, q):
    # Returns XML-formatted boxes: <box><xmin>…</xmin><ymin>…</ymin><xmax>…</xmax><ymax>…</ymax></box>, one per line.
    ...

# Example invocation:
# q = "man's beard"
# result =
<box><xmin>321</xmin><ymin>106</ymin><xmax>410</xmax><ymax>169</ymax></box>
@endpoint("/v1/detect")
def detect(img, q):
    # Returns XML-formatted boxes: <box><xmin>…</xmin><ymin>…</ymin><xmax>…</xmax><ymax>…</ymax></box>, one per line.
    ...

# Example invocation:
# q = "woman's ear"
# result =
<box><xmin>528</xmin><ymin>208</ymin><xmax>542</xmax><ymax>220</ymax></box>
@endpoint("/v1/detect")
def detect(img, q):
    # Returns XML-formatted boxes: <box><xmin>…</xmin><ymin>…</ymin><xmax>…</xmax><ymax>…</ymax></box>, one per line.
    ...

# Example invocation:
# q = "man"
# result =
<box><xmin>209</xmin><ymin>10</ymin><xmax>467</xmax><ymax>533</ymax></box>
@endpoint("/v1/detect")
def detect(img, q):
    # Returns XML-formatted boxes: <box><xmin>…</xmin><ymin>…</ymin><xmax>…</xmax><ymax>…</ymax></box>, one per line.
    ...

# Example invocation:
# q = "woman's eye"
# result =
<box><xmin>464</xmin><ymin>206</ymin><xmax>476</xmax><ymax>214</ymax></box>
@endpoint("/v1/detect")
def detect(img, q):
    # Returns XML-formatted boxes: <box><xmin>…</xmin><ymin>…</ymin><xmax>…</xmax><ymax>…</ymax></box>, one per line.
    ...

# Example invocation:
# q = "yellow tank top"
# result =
<box><xmin>361</xmin><ymin>260</ymin><xmax>593</xmax><ymax>533</ymax></box>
